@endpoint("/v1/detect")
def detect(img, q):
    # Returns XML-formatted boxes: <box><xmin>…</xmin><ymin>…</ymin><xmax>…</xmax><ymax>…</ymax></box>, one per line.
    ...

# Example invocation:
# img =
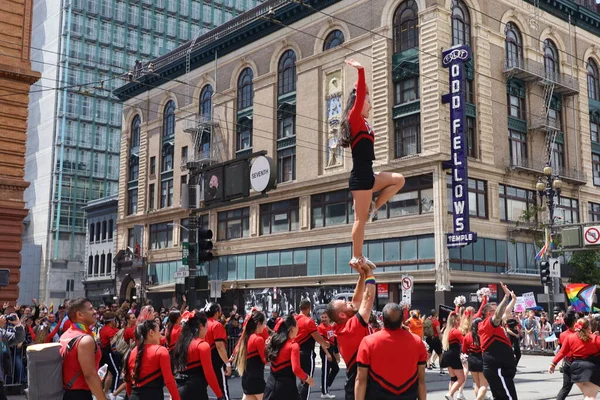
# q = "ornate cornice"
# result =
<box><xmin>0</xmin><ymin>63</ymin><xmax>40</xmax><ymax>85</ymax></box>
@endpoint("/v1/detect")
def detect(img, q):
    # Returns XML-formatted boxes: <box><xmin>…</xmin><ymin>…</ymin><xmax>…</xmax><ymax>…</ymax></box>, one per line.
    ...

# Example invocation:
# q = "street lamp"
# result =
<box><xmin>536</xmin><ymin>164</ymin><xmax>563</xmax><ymax>320</ymax></box>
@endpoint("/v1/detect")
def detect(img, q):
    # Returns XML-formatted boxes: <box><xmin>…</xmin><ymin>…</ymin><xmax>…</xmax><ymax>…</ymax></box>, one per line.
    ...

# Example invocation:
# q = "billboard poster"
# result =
<box><xmin>240</xmin><ymin>285</ymin><xmax>356</xmax><ymax>316</ymax></box>
<box><xmin>442</xmin><ymin>45</ymin><xmax>477</xmax><ymax>248</ymax></box>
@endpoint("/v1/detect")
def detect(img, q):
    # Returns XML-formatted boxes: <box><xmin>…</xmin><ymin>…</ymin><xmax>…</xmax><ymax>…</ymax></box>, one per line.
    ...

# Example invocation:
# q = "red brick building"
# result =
<box><xmin>0</xmin><ymin>0</ymin><xmax>40</xmax><ymax>301</ymax></box>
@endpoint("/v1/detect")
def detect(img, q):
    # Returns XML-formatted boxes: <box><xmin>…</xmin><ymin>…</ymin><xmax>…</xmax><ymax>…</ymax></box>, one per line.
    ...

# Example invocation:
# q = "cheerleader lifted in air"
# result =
<box><xmin>340</xmin><ymin>59</ymin><xmax>405</xmax><ymax>268</ymax></box>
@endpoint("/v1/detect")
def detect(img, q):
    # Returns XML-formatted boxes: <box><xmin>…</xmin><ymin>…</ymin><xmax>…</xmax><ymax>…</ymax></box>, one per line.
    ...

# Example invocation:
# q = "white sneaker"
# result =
<box><xmin>456</xmin><ymin>393</ymin><xmax>467</xmax><ymax>400</ymax></box>
<box><xmin>445</xmin><ymin>395</ymin><xmax>454</xmax><ymax>400</ymax></box>
<box><xmin>485</xmin><ymin>393</ymin><xmax>492</xmax><ymax>400</ymax></box>
<box><xmin>321</xmin><ymin>394</ymin><xmax>336</xmax><ymax>399</ymax></box>
<box><xmin>368</xmin><ymin>200</ymin><xmax>378</xmax><ymax>222</ymax></box>
<box><xmin>362</xmin><ymin>256</ymin><xmax>377</xmax><ymax>270</ymax></box>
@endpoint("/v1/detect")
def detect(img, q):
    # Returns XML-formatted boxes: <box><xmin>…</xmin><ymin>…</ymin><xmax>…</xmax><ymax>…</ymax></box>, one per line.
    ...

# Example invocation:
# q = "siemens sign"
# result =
<box><xmin>442</xmin><ymin>45</ymin><xmax>477</xmax><ymax>248</ymax></box>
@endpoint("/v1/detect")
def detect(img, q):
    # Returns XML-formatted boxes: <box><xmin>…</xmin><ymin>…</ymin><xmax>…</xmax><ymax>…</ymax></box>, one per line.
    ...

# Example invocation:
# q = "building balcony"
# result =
<box><xmin>504</xmin><ymin>157</ymin><xmax>587</xmax><ymax>185</ymax></box>
<box><xmin>503</xmin><ymin>58</ymin><xmax>579</xmax><ymax>96</ymax></box>
<box><xmin>183</xmin><ymin>114</ymin><xmax>217</xmax><ymax>133</ymax></box>
<box><xmin>528</xmin><ymin>117</ymin><xmax>562</xmax><ymax>133</ymax></box>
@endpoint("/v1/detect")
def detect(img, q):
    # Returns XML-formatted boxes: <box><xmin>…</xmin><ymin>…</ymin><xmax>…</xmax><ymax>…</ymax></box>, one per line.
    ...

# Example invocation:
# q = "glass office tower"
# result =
<box><xmin>23</xmin><ymin>0</ymin><xmax>262</xmax><ymax>304</ymax></box>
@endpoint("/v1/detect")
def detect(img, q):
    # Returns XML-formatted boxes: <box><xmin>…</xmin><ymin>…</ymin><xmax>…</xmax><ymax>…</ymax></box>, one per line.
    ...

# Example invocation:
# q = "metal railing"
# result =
<box><xmin>503</xmin><ymin>58</ymin><xmax>579</xmax><ymax>94</ymax></box>
<box><xmin>505</xmin><ymin>157</ymin><xmax>587</xmax><ymax>183</ymax></box>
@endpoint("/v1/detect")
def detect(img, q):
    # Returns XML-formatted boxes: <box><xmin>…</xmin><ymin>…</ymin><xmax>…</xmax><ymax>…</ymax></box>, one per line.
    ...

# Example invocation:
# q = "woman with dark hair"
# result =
<box><xmin>551</xmin><ymin>318</ymin><xmax>600</xmax><ymax>400</ymax></box>
<box><xmin>340</xmin><ymin>58</ymin><xmax>405</xmax><ymax>268</ymax></box>
<box><xmin>124</xmin><ymin>320</ymin><xmax>180</xmax><ymax>400</ymax></box>
<box><xmin>166</xmin><ymin>310</ymin><xmax>182</xmax><ymax>351</ymax></box>
<box><xmin>171</xmin><ymin>310</ymin><xmax>225</xmax><ymax>400</ymax></box>
<box><xmin>233</xmin><ymin>310</ymin><xmax>267</xmax><ymax>400</ymax></box>
<box><xmin>463</xmin><ymin>318</ymin><xmax>488</xmax><ymax>400</ymax></box>
<box><xmin>264</xmin><ymin>315</ymin><xmax>314</xmax><ymax>400</ymax></box>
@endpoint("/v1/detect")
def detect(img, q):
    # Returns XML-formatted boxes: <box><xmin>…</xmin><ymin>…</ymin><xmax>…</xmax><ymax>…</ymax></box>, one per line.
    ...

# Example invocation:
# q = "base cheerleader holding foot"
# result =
<box><xmin>340</xmin><ymin>59</ymin><xmax>405</xmax><ymax>269</ymax></box>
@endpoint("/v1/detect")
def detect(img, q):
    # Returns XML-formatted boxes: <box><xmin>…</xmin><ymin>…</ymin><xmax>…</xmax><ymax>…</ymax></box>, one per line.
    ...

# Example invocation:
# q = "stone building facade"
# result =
<box><xmin>115</xmin><ymin>0</ymin><xmax>600</xmax><ymax>311</ymax></box>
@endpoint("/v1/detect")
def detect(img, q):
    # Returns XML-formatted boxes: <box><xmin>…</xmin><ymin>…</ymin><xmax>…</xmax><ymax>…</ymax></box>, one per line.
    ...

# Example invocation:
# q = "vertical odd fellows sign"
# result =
<box><xmin>442</xmin><ymin>45</ymin><xmax>477</xmax><ymax>248</ymax></box>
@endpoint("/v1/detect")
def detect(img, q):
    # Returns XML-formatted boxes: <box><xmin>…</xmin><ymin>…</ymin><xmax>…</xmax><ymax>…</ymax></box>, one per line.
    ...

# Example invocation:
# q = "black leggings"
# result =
<box><xmin>178</xmin><ymin>374</ymin><xmax>209</xmax><ymax>400</ymax></box>
<box><xmin>62</xmin><ymin>390</ymin><xmax>92</xmax><ymax>400</ymax></box>
<box><xmin>510</xmin><ymin>336</ymin><xmax>521</xmax><ymax>366</ymax></box>
<box><xmin>320</xmin><ymin>348</ymin><xmax>340</xmax><ymax>394</ymax></box>
<box><xmin>298</xmin><ymin>351</ymin><xmax>315</xmax><ymax>400</ymax></box>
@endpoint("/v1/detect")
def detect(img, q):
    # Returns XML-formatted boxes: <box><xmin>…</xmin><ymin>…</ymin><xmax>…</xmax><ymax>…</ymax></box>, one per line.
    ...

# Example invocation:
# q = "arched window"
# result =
<box><xmin>588</xmin><ymin>59</ymin><xmax>599</xmax><ymax>101</ymax></box>
<box><xmin>162</xmin><ymin>100</ymin><xmax>175</xmax><ymax>138</ymax></box>
<box><xmin>108</xmin><ymin>219</ymin><xmax>113</xmax><ymax>240</ymax></box>
<box><xmin>452</xmin><ymin>0</ymin><xmax>471</xmax><ymax>46</ymax></box>
<box><xmin>505</xmin><ymin>22</ymin><xmax>523</xmax><ymax>68</ymax></box>
<box><xmin>237</xmin><ymin>68</ymin><xmax>254</xmax><ymax>110</ymax></box>
<box><xmin>100</xmin><ymin>254</ymin><xmax>106</xmax><ymax>275</ymax></box>
<box><xmin>89</xmin><ymin>223</ymin><xmax>94</xmax><ymax>243</ymax></box>
<box><xmin>107</xmin><ymin>253</ymin><xmax>112</xmax><ymax>274</ymax></box>
<box><xmin>323</xmin><ymin>30</ymin><xmax>345</xmax><ymax>51</ymax></box>
<box><xmin>393</xmin><ymin>0</ymin><xmax>419</xmax><ymax>53</ymax></box>
<box><xmin>88</xmin><ymin>255</ymin><xmax>93</xmax><ymax>275</ymax></box>
<box><xmin>544</xmin><ymin>39</ymin><xmax>560</xmax><ymax>79</ymax></box>
<box><xmin>95</xmin><ymin>222</ymin><xmax>101</xmax><ymax>241</ymax></box>
<box><xmin>278</xmin><ymin>50</ymin><xmax>297</xmax><ymax>96</ymax></box>
<box><xmin>93</xmin><ymin>254</ymin><xmax>99</xmax><ymax>275</ymax></box>
<box><xmin>199</xmin><ymin>84</ymin><xmax>213</xmax><ymax>119</ymax></box>
<box><xmin>102</xmin><ymin>220</ymin><xmax>107</xmax><ymax>240</ymax></box>
<box><xmin>130</xmin><ymin>115</ymin><xmax>141</xmax><ymax>149</ymax></box>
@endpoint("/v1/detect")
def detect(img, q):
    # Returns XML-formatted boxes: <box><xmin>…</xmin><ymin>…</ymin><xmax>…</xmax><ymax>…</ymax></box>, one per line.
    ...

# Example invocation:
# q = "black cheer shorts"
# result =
<box><xmin>349</xmin><ymin>160</ymin><xmax>375</xmax><ymax>191</ymax></box>
<box><xmin>468</xmin><ymin>353</ymin><xmax>484</xmax><ymax>373</ymax></box>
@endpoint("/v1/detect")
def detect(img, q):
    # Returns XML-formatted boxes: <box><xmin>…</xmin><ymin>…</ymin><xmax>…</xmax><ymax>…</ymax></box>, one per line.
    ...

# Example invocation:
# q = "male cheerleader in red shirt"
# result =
<box><xmin>356</xmin><ymin>302</ymin><xmax>427</xmax><ymax>400</ymax></box>
<box><xmin>478</xmin><ymin>283</ymin><xmax>517</xmax><ymax>400</ymax></box>
<box><xmin>318</xmin><ymin>311</ymin><xmax>340</xmax><ymax>398</ymax></box>
<box><xmin>295</xmin><ymin>300</ymin><xmax>331</xmax><ymax>400</ymax></box>
<box><xmin>60</xmin><ymin>298</ymin><xmax>108</xmax><ymax>400</ymax></box>
<box><xmin>326</xmin><ymin>260</ymin><xmax>375</xmax><ymax>400</ymax></box>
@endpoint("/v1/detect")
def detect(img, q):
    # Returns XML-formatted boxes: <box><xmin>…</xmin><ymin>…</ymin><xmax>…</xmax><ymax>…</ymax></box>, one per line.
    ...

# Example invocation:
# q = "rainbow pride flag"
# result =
<box><xmin>566</xmin><ymin>283</ymin><xmax>598</xmax><ymax>312</ymax></box>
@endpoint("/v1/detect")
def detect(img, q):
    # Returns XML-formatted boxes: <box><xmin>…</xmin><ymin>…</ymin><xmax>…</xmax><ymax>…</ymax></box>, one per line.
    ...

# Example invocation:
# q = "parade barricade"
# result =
<box><xmin>3</xmin><ymin>345</ymin><xmax>27</xmax><ymax>393</ymax></box>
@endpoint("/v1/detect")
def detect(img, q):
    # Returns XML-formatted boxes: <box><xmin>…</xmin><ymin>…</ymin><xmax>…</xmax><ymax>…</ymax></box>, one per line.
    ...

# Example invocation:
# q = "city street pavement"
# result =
<box><xmin>8</xmin><ymin>354</ymin><xmax>582</xmax><ymax>400</ymax></box>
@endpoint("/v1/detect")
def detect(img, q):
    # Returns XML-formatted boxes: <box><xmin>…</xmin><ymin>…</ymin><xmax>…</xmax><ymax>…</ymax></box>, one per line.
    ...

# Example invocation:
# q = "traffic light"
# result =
<box><xmin>197</xmin><ymin>227</ymin><xmax>214</xmax><ymax>262</ymax></box>
<box><xmin>540</xmin><ymin>261</ymin><xmax>551</xmax><ymax>285</ymax></box>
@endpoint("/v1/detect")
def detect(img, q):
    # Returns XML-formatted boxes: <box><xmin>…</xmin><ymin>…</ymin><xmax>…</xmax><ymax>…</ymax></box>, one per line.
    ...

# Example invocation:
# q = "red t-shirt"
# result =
<box><xmin>448</xmin><ymin>328</ymin><xmax>464</xmax><ymax>347</ymax></box>
<box><xmin>167</xmin><ymin>324</ymin><xmax>182</xmax><ymax>350</ymax></box>
<box><xmin>294</xmin><ymin>314</ymin><xmax>318</xmax><ymax>351</ymax></box>
<box><xmin>348</xmin><ymin>68</ymin><xmax>375</xmax><ymax>156</ymax></box>
<box><xmin>270</xmin><ymin>340</ymin><xmax>307</xmax><ymax>381</ymax></box>
<box><xmin>205</xmin><ymin>317</ymin><xmax>227</xmax><ymax>365</ymax></box>
<box><xmin>183</xmin><ymin>338</ymin><xmax>223</xmax><ymax>398</ymax></box>
<box><xmin>247</xmin><ymin>333</ymin><xmax>267</xmax><ymax>363</ymax></box>
<box><xmin>462</xmin><ymin>332</ymin><xmax>481</xmax><ymax>354</ymax></box>
<box><xmin>431</xmin><ymin>317</ymin><xmax>441</xmax><ymax>337</ymax></box>
<box><xmin>318</xmin><ymin>323</ymin><xmax>336</xmax><ymax>346</ymax></box>
<box><xmin>124</xmin><ymin>326</ymin><xmax>135</xmax><ymax>344</ymax></box>
<box><xmin>357</xmin><ymin>328</ymin><xmax>427</xmax><ymax>398</ymax></box>
<box><xmin>125</xmin><ymin>344</ymin><xmax>180</xmax><ymax>400</ymax></box>
<box><xmin>478</xmin><ymin>316</ymin><xmax>514</xmax><ymax>367</ymax></box>
<box><xmin>553</xmin><ymin>332</ymin><xmax>600</xmax><ymax>365</ymax></box>
<box><xmin>334</xmin><ymin>313</ymin><xmax>370</xmax><ymax>381</ymax></box>
<box><xmin>100</xmin><ymin>325</ymin><xmax>119</xmax><ymax>349</ymax></box>
<box><xmin>60</xmin><ymin>327</ymin><xmax>102</xmax><ymax>391</ymax></box>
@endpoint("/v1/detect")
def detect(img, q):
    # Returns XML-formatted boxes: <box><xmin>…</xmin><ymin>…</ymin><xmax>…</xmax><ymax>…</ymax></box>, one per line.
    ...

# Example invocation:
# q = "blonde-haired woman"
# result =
<box><xmin>456</xmin><ymin>307</ymin><xmax>475</xmax><ymax>400</ymax></box>
<box><xmin>441</xmin><ymin>313</ymin><xmax>465</xmax><ymax>400</ymax></box>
